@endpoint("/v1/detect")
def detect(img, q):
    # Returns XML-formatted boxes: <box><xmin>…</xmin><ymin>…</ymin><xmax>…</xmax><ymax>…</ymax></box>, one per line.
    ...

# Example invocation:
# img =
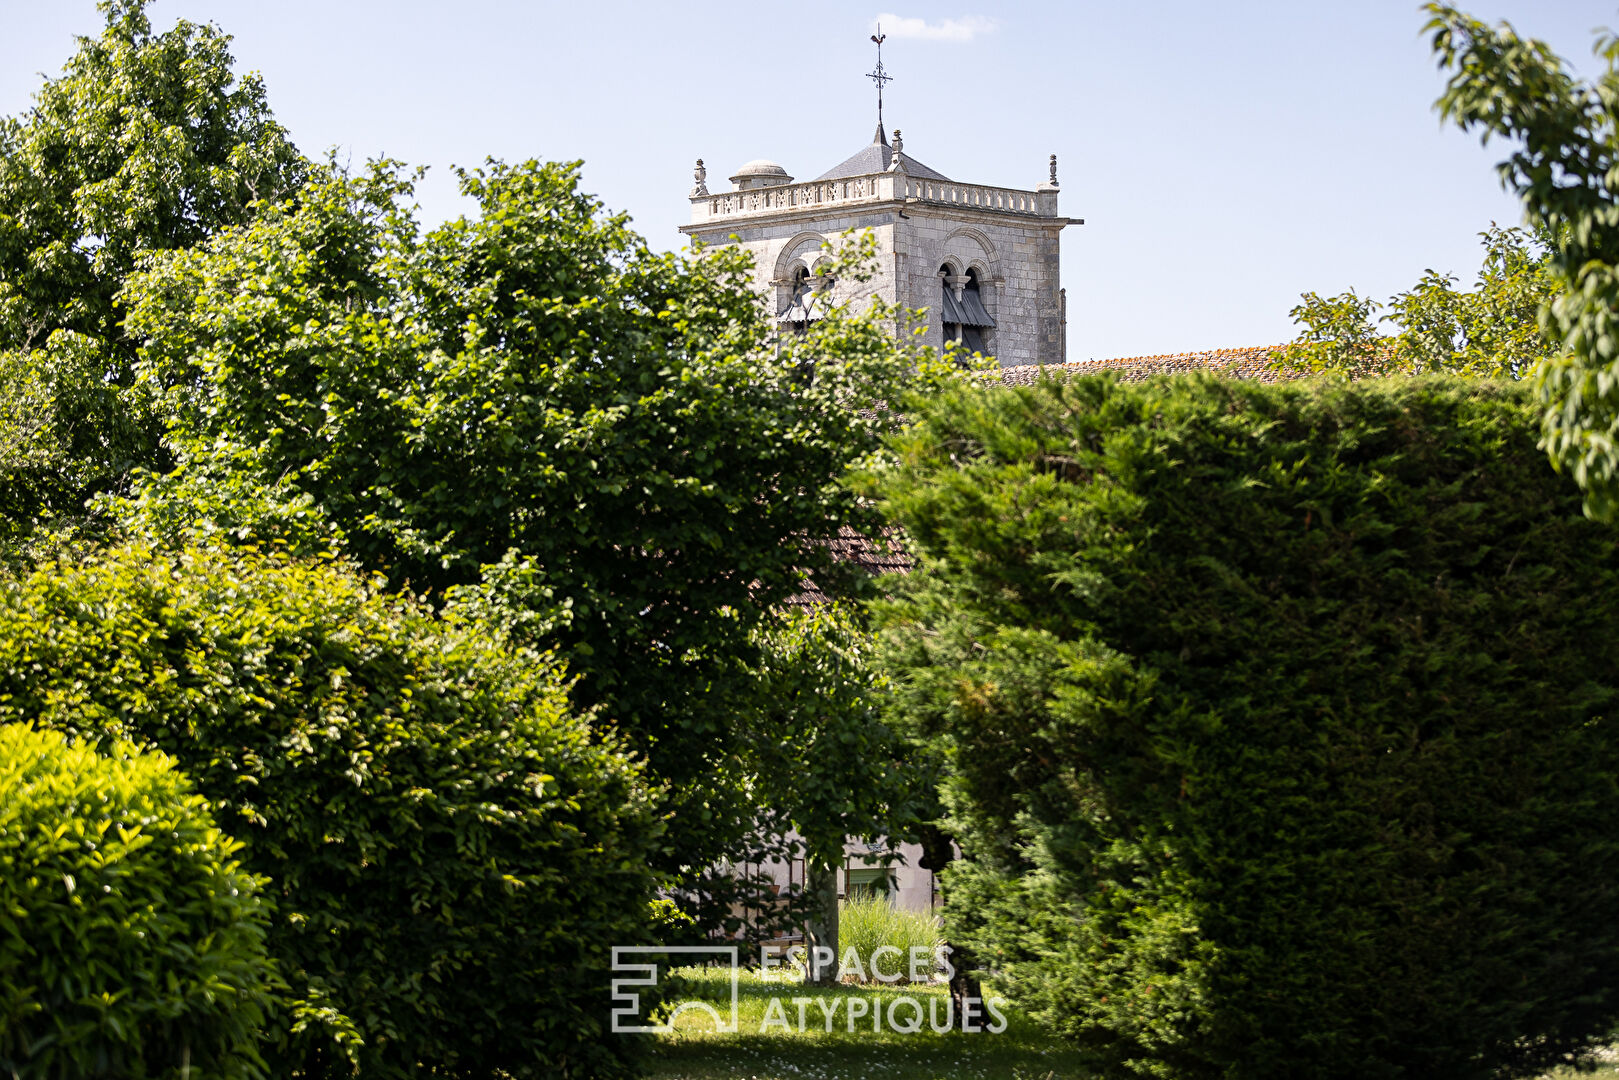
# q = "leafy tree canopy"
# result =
<box><xmin>748</xmin><ymin>605</ymin><xmax>931</xmax><ymax>867</ymax></box>
<box><xmin>118</xmin><ymin>156</ymin><xmax>953</xmax><ymax>927</ymax></box>
<box><xmin>0</xmin><ymin>0</ymin><xmax>304</xmax><ymax>356</ymax></box>
<box><xmin>1273</xmin><ymin>222</ymin><xmax>1561</xmax><ymax>378</ymax></box>
<box><xmin>0</xmin><ymin>0</ymin><xmax>305</xmax><ymax>559</ymax></box>
<box><xmin>1426</xmin><ymin>3</ymin><xmax>1619</xmax><ymax>519</ymax></box>
<box><xmin>0</xmin><ymin>337</ymin><xmax>162</xmax><ymax>566</ymax></box>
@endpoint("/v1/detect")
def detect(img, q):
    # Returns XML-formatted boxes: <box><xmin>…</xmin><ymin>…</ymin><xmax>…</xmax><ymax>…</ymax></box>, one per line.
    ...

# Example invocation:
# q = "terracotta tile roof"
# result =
<box><xmin>997</xmin><ymin>345</ymin><xmax>1288</xmax><ymax>386</ymax></box>
<box><xmin>787</xmin><ymin>525</ymin><xmax>911</xmax><ymax>607</ymax></box>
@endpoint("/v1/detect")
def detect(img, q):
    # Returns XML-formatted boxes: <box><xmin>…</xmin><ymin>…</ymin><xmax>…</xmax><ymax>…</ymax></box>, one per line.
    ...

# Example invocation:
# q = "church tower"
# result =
<box><xmin>679</xmin><ymin>33</ymin><xmax>1078</xmax><ymax>367</ymax></box>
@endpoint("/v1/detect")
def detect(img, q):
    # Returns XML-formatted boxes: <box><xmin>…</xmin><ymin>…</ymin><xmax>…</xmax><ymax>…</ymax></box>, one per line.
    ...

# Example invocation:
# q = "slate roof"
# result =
<box><xmin>778</xmin><ymin>289</ymin><xmax>827</xmax><ymax>323</ymax></box>
<box><xmin>941</xmin><ymin>286</ymin><xmax>995</xmax><ymax>328</ymax></box>
<box><xmin>814</xmin><ymin>125</ymin><xmax>951</xmax><ymax>183</ymax></box>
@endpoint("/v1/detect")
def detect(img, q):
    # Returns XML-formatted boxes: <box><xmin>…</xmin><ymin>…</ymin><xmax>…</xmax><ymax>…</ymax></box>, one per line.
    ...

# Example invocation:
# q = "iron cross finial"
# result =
<box><xmin>868</xmin><ymin>26</ymin><xmax>893</xmax><ymax>132</ymax></box>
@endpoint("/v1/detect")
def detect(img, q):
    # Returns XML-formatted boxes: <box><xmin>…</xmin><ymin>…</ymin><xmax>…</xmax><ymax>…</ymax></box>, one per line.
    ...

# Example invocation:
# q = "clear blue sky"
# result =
<box><xmin>1</xmin><ymin>1</ymin><xmax>1613</xmax><ymax>360</ymax></box>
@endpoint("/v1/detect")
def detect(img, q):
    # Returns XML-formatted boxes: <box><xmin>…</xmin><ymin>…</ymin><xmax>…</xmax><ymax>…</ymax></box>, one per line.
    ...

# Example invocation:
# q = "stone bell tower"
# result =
<box><xmin>678</xmin><ymin>33</ymin><xmax>1079</xmax><ymax>367</ymax></box>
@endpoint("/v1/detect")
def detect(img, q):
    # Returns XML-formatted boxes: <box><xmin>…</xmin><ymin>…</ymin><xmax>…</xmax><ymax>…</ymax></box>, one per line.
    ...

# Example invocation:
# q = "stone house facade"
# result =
<box><xmin>679</xmin><ymin>126</ymin><xmax>1080</xmax><ymax>367</ymax></box>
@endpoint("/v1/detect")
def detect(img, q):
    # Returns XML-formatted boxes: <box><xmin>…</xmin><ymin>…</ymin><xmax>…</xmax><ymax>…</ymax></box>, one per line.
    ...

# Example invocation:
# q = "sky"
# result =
<box><xmin>1</xmin><ymin>0</ymin><xmax>1614</xmax><ymax>361</ymax></box>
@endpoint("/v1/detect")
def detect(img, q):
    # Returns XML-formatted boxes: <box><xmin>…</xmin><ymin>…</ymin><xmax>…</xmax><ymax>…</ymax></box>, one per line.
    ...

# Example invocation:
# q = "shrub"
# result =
<box><xmin>874</xmin><ymin>374</ymin><xmax>1619</xmax><ymax>1079</ymax></box>
<box><xmin>0</xmin><ymin>723</ymin><xmax>276</xmax><ymax>1079</ymax></box>
<box><xmin>0</xmin><ymin>543</ymin><xmax>663</xmax><ymax>1080</ymax></box>
<box><xmin>838</xmin><ymin>897</ymin><xmax>942</xmax><ymax>984</ymax></box>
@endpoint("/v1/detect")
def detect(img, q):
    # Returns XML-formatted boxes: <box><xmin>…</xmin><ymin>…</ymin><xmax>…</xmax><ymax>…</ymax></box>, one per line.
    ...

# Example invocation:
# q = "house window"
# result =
<box><xmin>845</xmin><ymin>867</ymin><xmax>894</xmax><ymax>902</ymax></box>
<box><xmin>941</xmin><ymin>265</ymin><xmax>994</xmax><ymax>354</ymax></box>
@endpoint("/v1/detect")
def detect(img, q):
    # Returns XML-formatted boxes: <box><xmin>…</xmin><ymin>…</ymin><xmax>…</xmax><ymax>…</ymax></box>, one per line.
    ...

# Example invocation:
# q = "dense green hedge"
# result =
<box><xmin>0</xmin><ymin>723</ymin><xmax>276</xmax><ymax>1079</ymax></box>
<box><xmin>875</xmin><ymin>374</ymin><xmax>1619</xmax><ymax>1079</ymax></box>
<box><xmin>0</xmin><ymin>544</ymin><xmax>662</xmax><ymax>1079</ymax></box>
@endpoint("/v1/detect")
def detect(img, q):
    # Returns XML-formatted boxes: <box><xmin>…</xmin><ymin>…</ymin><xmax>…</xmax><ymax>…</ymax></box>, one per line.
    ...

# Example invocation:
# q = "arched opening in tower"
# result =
<box><xmin>780</xmin><ymin>265</ymin><xmax>817</xmax><ymax>335</ymax></box>
<box><xmin>941</xmin><ymin>265</ymin><xmax>994</xmax><ymax>355</ymax></box>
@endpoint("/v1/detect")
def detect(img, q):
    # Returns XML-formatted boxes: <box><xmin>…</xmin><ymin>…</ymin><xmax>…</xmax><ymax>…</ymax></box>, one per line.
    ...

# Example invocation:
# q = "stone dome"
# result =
<box><xmin>730</xmin><ymin>159</ymin><xmax>794</xmax><ymax>190</ymax></box>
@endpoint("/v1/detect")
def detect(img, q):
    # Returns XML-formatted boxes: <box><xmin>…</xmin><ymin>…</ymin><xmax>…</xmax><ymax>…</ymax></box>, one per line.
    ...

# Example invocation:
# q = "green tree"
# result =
<box><xmin>1273</xmin><ymin>287</ymin><xmax>1387</xmax><ymax>375</ymax></box>
<box><xmin>0</xmin><ymin>337</ymin><xmax>166</xmax><ymax>565</ymax></box>
<box><xmin>0</xmin><ymin>0</ymin><xmax>304</xmax><ymax>555</ymax></box>
<box><xmin>1425</xmin><ymin>4</ymin><xmax>1619</xmax><ymax>520</ymax></box>
<box><xmin>0</xmin><ymin>0</ymin><xmax>304</xmax><ymax>355</ymax></box>
<box><xmin>120</xmin><ymin>158</ymin><xmax>949</xmax><ymax>933</ymax></box>
<box><xmin>1274</xmin><ymin>223</ymin><xmax>1560</xmax><ymax>378</ymax></box>
<box><xmin>747</xmin><ymin>605</ymin><xmax>933</xmax><ymax>981</ymax></box>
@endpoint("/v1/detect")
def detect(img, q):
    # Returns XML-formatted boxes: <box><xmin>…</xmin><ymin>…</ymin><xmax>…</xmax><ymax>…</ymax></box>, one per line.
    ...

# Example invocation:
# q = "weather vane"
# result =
<box><xmin>868</xmin><ymin>25</ymin><xmax>893</xmax><ymax>132</ymax></box>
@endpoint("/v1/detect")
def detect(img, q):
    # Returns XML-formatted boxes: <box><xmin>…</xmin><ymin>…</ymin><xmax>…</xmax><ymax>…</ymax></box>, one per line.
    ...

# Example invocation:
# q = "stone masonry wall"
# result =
<box><xmin>683</xmin><ymin>177</ymin><xmax>1069</xmax><ymax>367</ymax></box>
<box><xmin>687</xmin><ymin>214</ymin><xmax>900</xmax><ymax>323</ymax></box>
<box><xmin>894</xmin><ymin>208</ymin><xmax>1064</xmax><ymax>367</ymax></box>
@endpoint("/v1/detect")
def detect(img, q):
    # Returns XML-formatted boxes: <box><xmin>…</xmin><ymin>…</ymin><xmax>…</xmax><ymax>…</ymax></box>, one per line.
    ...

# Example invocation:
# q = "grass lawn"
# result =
<box><xmin>640</xmin><ymin>968</ymin><xmax>1619</xmax><ymax>1080</ymax></box>
<box><xmin>642</xmin><ymin>967</ymin><xmax>1089</xmax><ymax>1080</ymax></box>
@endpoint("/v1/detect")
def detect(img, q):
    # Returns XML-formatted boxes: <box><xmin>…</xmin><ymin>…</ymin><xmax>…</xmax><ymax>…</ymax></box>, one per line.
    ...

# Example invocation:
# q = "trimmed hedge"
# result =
<box><xmin>0</xmin><ymin>544</ymin><xmax>662</xmax><ymax>1079</ymax></box>
<box><xmin>875</xmin><ymin>374</ymin><xmax>1619</xmax><ymax>1079</ymax></box>
<box><xmin>0</xmin><ymin>723</ymin><xmax>276</xmax><ymax>1079</ymax></box>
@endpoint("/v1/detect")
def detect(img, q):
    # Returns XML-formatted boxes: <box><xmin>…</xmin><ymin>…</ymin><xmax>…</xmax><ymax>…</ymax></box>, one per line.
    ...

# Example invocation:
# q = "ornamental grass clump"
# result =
<box><xmin>0</xmin><ymin>543</ymin><xmax>663</xmax><ymax>1080</ymax></box>
<box><xmin>875</xmin><ymin>373</ymin><xmax>1619</xmax><ymax>1080</ymax></box>
<box><xmin>0</xmin><ymin>723</ymin><xmax>277</xmax><ymax>1080</ymax></box>
<box><xmin>838</xmin><ymin>896</ymin><xmax>943</xmax><ymax>984</ymax></box>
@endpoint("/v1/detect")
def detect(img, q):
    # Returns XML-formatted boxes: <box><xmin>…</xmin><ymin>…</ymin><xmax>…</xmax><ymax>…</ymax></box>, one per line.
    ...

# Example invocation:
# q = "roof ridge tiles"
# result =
<box><xmin>996</xmin><ymin>345</ymin><xmax>1290</xmax><ymax>386</ymax></box>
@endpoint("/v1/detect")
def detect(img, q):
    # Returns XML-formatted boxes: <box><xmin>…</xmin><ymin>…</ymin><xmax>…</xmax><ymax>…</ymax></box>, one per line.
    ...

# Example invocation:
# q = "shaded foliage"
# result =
<box><xmin>872</xmin><ymin>373</ymin><xmax>1619</xmax><ymax>1079</ymax></box>
<box><xmin>750</xmin><ymin>605</ymin><xmax>931</xmax><ymax>871</ymax></box>
<box><xmin>0</xmin><ymin>337</ymin><xmax>163</xmax><ymax>565</ymax></box>
<box><xmin>739</xmin><ymin>605</ymin><xmax>935</xmax><ymax>962</ymax></box>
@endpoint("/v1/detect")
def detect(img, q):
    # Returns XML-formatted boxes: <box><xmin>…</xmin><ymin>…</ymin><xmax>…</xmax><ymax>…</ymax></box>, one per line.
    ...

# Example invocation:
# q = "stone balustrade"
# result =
<box><xmin>898</xmin><ymin>177</ymin><xmax>1045</xmax><ymax>215</ymax></box>
<box><xmin>689</xmin><ymin>171</ymin><xmax>1056</xmax><ymax>225</ymax></box>
<box><xmin>694</xmin><ymin>176</ymin><xmax>886</xmax><ymax>222</ymax></box>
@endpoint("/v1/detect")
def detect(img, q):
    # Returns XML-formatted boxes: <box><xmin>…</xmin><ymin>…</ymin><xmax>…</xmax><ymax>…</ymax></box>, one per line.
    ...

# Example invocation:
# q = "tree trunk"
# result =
<box><xmin>916</xmin><ymin>823</ymin><xmax>985</xmax><ymax>1030</ymax></box>
<box><xmin>804</xmin><ymin>857</ymin><xmax>840</xmax><ymax>986</ymax></box>
<box><xmin>946</xmin><ymin>940</ymin><xmax>987</xmax><ymax>1031</ymax></box>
